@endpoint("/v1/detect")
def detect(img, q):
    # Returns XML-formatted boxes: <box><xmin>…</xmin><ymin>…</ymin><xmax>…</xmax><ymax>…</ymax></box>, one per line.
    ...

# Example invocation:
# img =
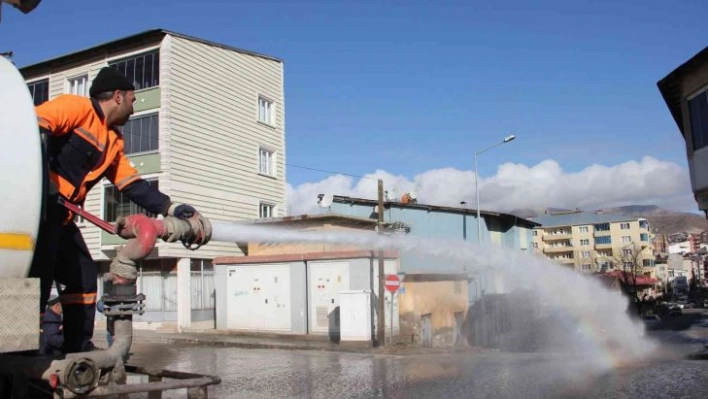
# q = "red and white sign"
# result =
<box><xmin>384</xmin><ymin>274</ymin><xmax>401</xmax><ymax>293</ymax></box>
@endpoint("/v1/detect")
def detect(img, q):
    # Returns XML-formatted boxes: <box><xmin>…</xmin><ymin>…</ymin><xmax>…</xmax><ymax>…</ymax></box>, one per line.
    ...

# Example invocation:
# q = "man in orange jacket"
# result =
<box><xmin>29</xmin><ymin>67</ymin><xmax>199</xmax><ymax>353</ymax></box>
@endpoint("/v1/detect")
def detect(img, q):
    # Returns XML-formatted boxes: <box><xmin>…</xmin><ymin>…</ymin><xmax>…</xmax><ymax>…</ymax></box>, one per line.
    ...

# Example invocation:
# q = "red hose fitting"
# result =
<box><xmin>116</xmin><ymin>214</ymin><xmax>167</xmax><ymax>259</ymax></box>
<box><xmin>112</xmin><ymin>215</ymin><xmax>168</xmax><ymax>284</ymax></box>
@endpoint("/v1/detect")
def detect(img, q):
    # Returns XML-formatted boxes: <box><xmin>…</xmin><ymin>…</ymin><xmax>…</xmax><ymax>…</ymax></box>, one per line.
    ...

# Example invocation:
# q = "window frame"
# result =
<box><xmin>257</xmin><ymin>95</ymin><xmax>275</xmax><ymax>126</ymax></box>
<box><xmin>108</xmin><ymin>49</ymin><xmax>160</xmax><ymax>91</ymax></box>
<box><xmin>66</xmin><ymin>73</ymin><xmax>89</xmax><ymax>97</ymax></box>
<box><xmin>121</xmin><ymin>111</ymin><xmax>160</xmax><ymax>155</ymax></box>
<box><xmin>259</xmin><ymin>202</ymin><xmax>275</xmax><ymax>218</ymax></box>
<box><xmin>102</xmin><ymin>177</ymin><xmax>159</xmax><ymax>222</ymax></box>
<box><xmin>258</xmin><ymin>146</ymin><xmax>275</xmax><ymax>177</ymax></box>
<box><xmin>687</xmin><ymin>88</ymin><xmax>708</xmax><ymax>151</ymax></box>
<box><xmin>27</xmin><ymin>78</ymin><xmax>49</xmax><ymax>106</ymax></box>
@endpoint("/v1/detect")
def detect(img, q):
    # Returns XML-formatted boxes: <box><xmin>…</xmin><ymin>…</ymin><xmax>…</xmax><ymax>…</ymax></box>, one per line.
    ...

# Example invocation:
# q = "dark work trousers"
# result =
<box><xmin>29</xmin><ymin>195</ymin><xmax>97</xmax><ymax>353</ymax></box>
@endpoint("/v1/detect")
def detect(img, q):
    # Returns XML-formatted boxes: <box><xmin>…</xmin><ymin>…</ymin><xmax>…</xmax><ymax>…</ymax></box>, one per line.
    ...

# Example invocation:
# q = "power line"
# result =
<box><xmin>286</xmin><ymin>163</ymin><xmax>376</xmax><ymax>180</ymax></box>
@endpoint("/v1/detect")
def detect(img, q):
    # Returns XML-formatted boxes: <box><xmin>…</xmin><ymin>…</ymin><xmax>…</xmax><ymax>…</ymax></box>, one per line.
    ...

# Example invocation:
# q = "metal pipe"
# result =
<box><xmin>57</xmin><ymin>375</ymin><xmax>219</xmax><ymax>398</ymax></box>
<box><xmin>64</xmin><ymin>317</ymin><xmax>132</xmax><ymax>369</ymax></box>
<box><xmin>0</xmin><ymin>213</ymin><xmax>213</xmax><ymax>396</ymax></box>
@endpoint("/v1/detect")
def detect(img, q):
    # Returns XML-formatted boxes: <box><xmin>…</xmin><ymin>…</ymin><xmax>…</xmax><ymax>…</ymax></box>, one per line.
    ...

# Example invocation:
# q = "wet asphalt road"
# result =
<box><xmin>125</xmin><ymin>334</ymin><xmax>708</xmax><ymax>399</ymax></box>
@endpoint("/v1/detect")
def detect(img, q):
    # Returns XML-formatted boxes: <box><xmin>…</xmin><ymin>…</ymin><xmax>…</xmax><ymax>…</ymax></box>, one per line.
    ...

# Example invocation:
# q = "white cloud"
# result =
<box><xmin>286</xmin><ymin>157</ymin><xmax>695</xmax><ymax>215</ymax></box>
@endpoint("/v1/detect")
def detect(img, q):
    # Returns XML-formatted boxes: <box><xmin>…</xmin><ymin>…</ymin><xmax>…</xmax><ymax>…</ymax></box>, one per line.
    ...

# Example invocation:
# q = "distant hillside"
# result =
<box><xmin>595</xmin><ymin>205</ymin><xmax>708</xmax><ymax>235</ymax></box>
<box><xmin>511</xmin><ymin>205</ymin><xmax>708</xmax><ymax>235</ymax></box>
<box><xmin>509</xmin><ymin>208</ymin><xmax>571</xmax><ymax>219</ymax></box>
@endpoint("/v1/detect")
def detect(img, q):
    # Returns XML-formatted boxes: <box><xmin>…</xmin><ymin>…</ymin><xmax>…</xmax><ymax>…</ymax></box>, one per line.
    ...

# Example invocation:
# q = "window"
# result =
<box><xmin>109</xmin><ymin>50</ymin><xmax>160</xmax><ymax>90</ymax></box>
<box><xmin>454</xmin><ymin>281</ymin><xmax>462</xmax><ymax>294</ymax></box>
<box><xmin>259</xmin><ymin>203</ymin><xmax>275</xmax><ymax>218</ymax></box>
<box><xmin>580</xmin><ymin>239</ymin><xmax>590</xmax><ymax>246</ymax></box>
<box><xmin>104</xmin><ymin>179</ymin><xmax>158</xmax><ymax>222</ymax></box>
<box><xmin>581</xmin><ymin>251</ymin><xmax>591</xmax><ymax>258</ymax></box>
<box><xmin>622</xmin><ymin>249</ymin><xmax>633</xmax><ymax>256</ymax></box>
<box><xmin>596</xmin><ymin>236</ymin><xmax>612</xmax><ymax>245</ymax></box>
<box><xmin>122</xmin><ymin>113</ymin><xmax>159</xmax><ymax>154</ymax></box>
<box><xmin>579</xmin><ymin>226</ymin><xmax>589</xmax><ymax>233</ymax></box>
<box><xmin>594</xmin><ymin>223</ymin><xmax>610</xmax><ymax>231</ymax></box>
<box><xmin>27</xmin><ymin>79</ymin><xmax>49</xmax><ymax>105</ymax></box>
<box><xmin>688</xmin><ymin>89</ymin><xmax>708</xmax><ymax>151</ymax></box>
<box><xmin>620</xmin><ymin>223</ymin><xmax>630</xmax><ymax>230</ymax></box>
<box><xmin>67</xmin><ymin>74</ymin><xmax>88</xmax><ymax>96</ymax></box>
<box><xmin>621</xmin><ymin>236</ymin><xmax>632</xmax><ymax>244</ymax></box>
<box><xmin>73</xmin><ymin>205</ymin><xmax>85</xmax><ymax>224</ymax></box>
<box><xmin>533</xmin><ymin>230</ymin><xmax>538</xmax><ymax>236</ymax></box>
<box><xmin>639</xmin><ymin>220</ymin><xmax>648</xmax><ymax>229</ymax></box>
<box><xmin>258</xmin><ymin>96</ymin><xmax>274</xmax><ymax>125</ymax></box>
<box><xmin>643</xmin><ymin>259</ymin><xmax>655</xmax><ymax>267</ymax></box>
<box><xmin>533</xmin><ymin>243</ymin><xmax>538</xmax><ymax>249</ymax></box>
<box><xmin>259</xmin><ymin>147</ymin><xmax>274</xmax><ymax>176</ymax></box>
<box><xmin>581</xmin><ymin>264</ymin><xmax>591</xmax><ymax>271</ymax></box>
<box><xmin>641</xmin><ymin>233</ymin><xmax>649</xmax><ymax>242</ymax></box>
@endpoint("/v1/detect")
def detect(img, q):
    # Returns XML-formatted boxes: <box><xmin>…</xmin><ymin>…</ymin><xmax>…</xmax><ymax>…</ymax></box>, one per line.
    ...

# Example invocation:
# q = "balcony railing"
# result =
<box><xmin>544</xmin><ymin>245</ymin><xmax>574</xmax><ymax>253</ymax></box>
<box><xmin>554</xmin><ymin>258</ymin><xmax>575</xmax><ymax>264</ymax></box>
<box><xmin>543</xmin><ymin>233</ymin><xmax>572</xmax><ymax>241</ymax></box>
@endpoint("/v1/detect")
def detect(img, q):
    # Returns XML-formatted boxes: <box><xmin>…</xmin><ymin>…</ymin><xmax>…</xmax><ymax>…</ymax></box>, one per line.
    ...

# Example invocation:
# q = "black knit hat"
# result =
<box><xmin>89</xmin><ymin>67</ymin><xmax>135</xmax><ymax>98</ymax></box>
<box><xmin>47</xmin><ymin>295</ymin><xmax>60</xmax><ymax>306</ymax></box>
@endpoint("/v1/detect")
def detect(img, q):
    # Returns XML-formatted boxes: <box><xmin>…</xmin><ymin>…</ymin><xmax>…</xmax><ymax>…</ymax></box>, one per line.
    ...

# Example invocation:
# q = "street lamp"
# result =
<box><xmin>475</xmin><ymin>134</ymin><xmax>516</xmax><ymax>244</ymax></box>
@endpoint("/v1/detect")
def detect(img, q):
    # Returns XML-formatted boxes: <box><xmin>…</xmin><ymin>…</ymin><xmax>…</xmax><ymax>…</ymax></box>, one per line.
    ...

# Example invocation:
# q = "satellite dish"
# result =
<box><xmin>319</xmin><ymin>193</ymin><xmax>333</xmax><ymax>208</ymax></box>
<box><xmin>409</xmin><ymin>190</ymin><xmax>418</xmax><ymax>200</ymax></box>
<box><xmin>385</xmin><ymin>188</ymin><xmax>399</xmax><ymax>201</ymax></box>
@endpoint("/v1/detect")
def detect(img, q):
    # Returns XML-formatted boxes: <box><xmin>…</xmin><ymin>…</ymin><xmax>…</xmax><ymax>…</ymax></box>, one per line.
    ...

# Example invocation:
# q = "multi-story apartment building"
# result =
<box><xmin>531</xmin><ymin>212</ymin><xmax>654</xmax><ymax>273</ymax></box>
<box><xmin>19</xmin><ymin>29</ymin><xmax>286</xmax><ymax>330</ymax></box>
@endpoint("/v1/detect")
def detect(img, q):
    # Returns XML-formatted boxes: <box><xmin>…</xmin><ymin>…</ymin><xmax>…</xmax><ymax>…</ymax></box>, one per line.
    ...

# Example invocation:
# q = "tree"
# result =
<box><xmin>610</xmin><ymin>243</ymin><xmax>652</xmax><ymax>315</ymax></box>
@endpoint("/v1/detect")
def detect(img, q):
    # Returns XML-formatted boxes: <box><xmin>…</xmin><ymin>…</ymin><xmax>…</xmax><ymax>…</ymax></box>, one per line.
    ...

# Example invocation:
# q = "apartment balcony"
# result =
<box><xmin>595</xmin><ymin>242</ymin><xmax>612</xmax><ymax>250</ymax></box>
<box><xmin>554</xmin><ymin>258</ymin><xmax>575</xmax><ymax>265</ymax></box>
<box><xmin>544</xmin><ymin>245</ymin><xmax>574</xmax><ymax>254</ymax></box>
<box><xmin>594</xmin><ymin>231</ymin><xmax>611</xmax><ymax>238</ymax></box>
<box><xmin>543</xmin><ymin>233</ymin><xmax>572</xmax><ymax>241</ymax></box>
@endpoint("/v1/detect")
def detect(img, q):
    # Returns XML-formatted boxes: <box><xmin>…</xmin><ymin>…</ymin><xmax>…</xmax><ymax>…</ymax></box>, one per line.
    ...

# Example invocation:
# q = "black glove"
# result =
<box><xmin>168</xmin><ymin>203</ymin><xmax>196</xmax><ymax>219</ymax></box>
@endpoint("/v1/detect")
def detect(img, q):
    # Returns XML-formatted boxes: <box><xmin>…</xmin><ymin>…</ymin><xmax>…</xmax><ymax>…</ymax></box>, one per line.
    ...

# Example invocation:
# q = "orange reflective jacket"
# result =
<box><xmin>36</xmin><ymin>94</ymin><xmax>141</xmax><ymax>205</ymax></box>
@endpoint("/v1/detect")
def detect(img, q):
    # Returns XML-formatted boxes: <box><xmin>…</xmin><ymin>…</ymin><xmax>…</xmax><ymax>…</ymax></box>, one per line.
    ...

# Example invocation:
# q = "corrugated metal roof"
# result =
<box><xmin>246</xmin><ymin>213</ymin><xmax>378</xmax><ymax>226</ymax></box>
<box><xmin>326</xmin><ymin>195</ymin><xmax>540</xmax><ymax>228</ymax></box>
<box><xmin>532</xmin><ymin>212</ymin><xmax>639</xmax><ymax>228</ymax></box>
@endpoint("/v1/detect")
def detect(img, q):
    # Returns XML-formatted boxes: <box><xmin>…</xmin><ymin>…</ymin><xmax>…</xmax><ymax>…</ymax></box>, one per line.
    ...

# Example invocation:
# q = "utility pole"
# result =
<box><xmin>377</xmin><ymin>179</ymin><xmax>385</xmax><ymax>347</ymax></box>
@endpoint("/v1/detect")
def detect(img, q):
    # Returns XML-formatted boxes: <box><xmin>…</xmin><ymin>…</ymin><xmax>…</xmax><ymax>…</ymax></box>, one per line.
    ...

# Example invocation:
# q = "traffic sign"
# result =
<box><xmin>384</xmin><ymin>274</ymin><xmax>400</xmax><ymax>293</ymax></box>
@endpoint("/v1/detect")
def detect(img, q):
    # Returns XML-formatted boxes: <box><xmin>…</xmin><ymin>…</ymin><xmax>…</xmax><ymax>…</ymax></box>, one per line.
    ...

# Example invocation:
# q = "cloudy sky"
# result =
<box><xmin>287</xmin><ymin>156</ymin><xmax>694</xmax><ymax>215</ymax></box>
<box><xmin>4</xmin><ymin>1</ymin><xmax>705</xmax><ymax>215</ymax></box>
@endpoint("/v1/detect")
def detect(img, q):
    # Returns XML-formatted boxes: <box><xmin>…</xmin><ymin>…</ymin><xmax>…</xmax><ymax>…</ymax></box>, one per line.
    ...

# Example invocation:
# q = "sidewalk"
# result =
<box><xmin>92</xmin><ymin>325</ymin><xmax>474</xmax><ymax>355</ymax></box>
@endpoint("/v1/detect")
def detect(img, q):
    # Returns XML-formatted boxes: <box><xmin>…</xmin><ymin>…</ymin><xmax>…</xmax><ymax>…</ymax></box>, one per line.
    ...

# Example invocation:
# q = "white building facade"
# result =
<box><xmin>21</xmin><ymin>29</ymin><xmax>286</xmax><ymax>330</ymax></box>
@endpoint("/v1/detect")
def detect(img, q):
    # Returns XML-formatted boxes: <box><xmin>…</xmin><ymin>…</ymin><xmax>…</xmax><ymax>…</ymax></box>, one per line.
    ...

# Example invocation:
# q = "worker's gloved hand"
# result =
<box><xmin>168</xmin><ymin>203</ymin><xmax>197</xmax><ymax>219</ymax></box>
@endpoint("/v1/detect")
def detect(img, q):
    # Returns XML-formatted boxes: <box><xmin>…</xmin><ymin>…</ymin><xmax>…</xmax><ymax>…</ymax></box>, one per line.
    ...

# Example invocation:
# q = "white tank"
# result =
<box><xmin>0</xmin><ymin>56</ymin><xmax>42</xmax><ymax>278</ymax></box>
